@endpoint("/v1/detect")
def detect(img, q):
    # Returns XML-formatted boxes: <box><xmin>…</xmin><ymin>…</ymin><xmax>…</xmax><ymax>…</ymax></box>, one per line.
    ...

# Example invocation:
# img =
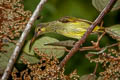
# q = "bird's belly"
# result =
<box><xmin>62</xmin><ymin>31</ymin><xmax>85</xmax><ymax>39</ymax></box>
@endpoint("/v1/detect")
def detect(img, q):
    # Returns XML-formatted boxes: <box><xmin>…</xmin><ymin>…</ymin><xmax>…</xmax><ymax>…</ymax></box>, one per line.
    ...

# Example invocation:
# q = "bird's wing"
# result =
<box><xmin>56</xmin><ymin>22</ymin><xmax>90</xmax><ymax>39</ymax></box>
<box><xmin>58</xmin><ymin>16</ymin><xmax>92</xmax><ymax>24</ymax></box>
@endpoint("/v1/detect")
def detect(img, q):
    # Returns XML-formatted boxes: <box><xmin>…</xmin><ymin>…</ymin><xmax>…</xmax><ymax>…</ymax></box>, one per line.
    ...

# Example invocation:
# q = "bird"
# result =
<box><xmin>29</xmin><ymin>16</ymin><xmax>101</xmax><ymax>50</ymax></box>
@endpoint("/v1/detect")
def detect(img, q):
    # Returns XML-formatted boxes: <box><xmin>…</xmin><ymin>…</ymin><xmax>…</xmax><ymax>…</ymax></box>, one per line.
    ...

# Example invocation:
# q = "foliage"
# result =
<box><xmin>0</xmin><ymin>43</ymin><xmax>15</xmax><ymax>75</ymax></box>
<box><xmin>105</xmin><ymin>25</ymin><xmax>120</xmax><ymax>41</ymax></box>
<box><xmin>23</xmin><ymin>36</ymin><xmax>65</xmax><ymax>58</ymax></box>
<box><xmin>0</xmin><ymin>0</ymin><xmax>31</xmax><ymax>52</ymax></box>
<box><xmin>88</xmin><ymin>48</ymin><xmax>120</xmax><ymax>79</ymax></box>
<box><xmin>92</xmin><ymin>0</ymin><xmax>120</xmax><ymax>12</ymax></box>
<box><xmin>11</xmin><ymin>48</ymin><xmax>80</xmax><ymax>80</ymax></box>
<box><xmin>0</xmin><ymin>0</ymin><xmax>31</xmax><ymax>77</ymax></box>
<box><xmin>0</xmin><ymin>0</ymin><xmax>120</xmax><ymax>80</ymax></box>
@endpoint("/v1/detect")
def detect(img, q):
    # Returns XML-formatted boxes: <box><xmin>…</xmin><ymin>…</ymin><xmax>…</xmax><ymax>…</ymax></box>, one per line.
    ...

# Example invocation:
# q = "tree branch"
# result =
<box><xmin>59</xmin><ymin>0</ymin><xmax>117</xmax><ymax>68</ymax></box>
<box><xmin>1</xmin><ymin>0</ymin><xmax>47</xmax><ymax>80</ymax></box>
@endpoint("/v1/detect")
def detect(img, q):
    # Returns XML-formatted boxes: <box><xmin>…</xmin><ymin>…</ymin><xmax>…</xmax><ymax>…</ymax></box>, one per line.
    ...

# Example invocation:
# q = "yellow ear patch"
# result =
<box><xmin>41</xmin><ymin>27</ymin><xmax>46</xmax><ymax>32</ymax></box>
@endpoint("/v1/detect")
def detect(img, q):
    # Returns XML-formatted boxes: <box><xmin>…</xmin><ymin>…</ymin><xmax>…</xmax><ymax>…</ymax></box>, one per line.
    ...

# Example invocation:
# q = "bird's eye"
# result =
<box><xmin>37</xmin><ymin>28</ymin><xmax>41</xmax><ymax>31</ymax></box>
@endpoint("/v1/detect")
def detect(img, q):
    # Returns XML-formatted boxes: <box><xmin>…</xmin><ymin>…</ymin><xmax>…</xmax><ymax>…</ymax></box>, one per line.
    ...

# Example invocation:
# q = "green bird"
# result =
<box><xmin>29</xmin><ymin>16</ymin><xmax>101</xmax><ymax>50</ymax></box>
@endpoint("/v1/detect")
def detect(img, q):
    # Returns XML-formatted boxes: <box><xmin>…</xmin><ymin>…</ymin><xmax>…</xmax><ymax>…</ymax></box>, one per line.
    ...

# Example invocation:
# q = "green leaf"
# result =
<box><xmin>105</xmin><ymin>24</ymin><xmax>120</xmax><ymax>41</ymax></box>
<box><xmin>23</xmin><ymin>36</ymin><xmax>65</xmax><ymax>58</ymax></box>
<box><xmin>80</xmin><ymin>74</ymin><xmax>96</xmax><ymax>80</ymax></box>
<box><xmin>97</xmin><ymin>77</ymin><xmax>104</xmax><ymax>80</ymax></box>
<box><xmin>17</xmin><ymin>53</ymin><xmax>40</xmax><ymax>64</ymax></box>
<box><xmin>92</xmin><ymin>0</ymin><xmax>120</xmax><ymax>12</ymax></box>
<box><xmin>0</xmin><ymin>43</ymin><xmax>15</xmax><ymax>74</ymax></box>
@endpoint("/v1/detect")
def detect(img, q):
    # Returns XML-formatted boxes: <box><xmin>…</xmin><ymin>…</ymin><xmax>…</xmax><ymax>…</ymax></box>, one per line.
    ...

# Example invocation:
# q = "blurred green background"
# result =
<box><xmin>23</xmin><ymin>0</ymin><xmax>120</xmax><ymax>76</ymax></box>
<box><xmin>23</xmin><ymin>0</ymin><xmax>120</xmax><ymax>26</ymax></box>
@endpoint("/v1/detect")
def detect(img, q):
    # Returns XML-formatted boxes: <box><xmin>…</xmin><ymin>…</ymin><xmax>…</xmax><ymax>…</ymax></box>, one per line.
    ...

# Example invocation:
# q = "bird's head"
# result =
<box><xmin>29</xmin><ymin>23</ymin><xmax>48</xmax><ymax>50</ymax></box>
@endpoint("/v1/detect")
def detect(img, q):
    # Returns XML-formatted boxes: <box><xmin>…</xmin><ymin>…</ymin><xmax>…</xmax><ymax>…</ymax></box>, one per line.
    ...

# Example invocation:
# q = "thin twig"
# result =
<box><xmin>93</xmin><ymin>63</ymin><xmax>98</xmax><ymax>75</ymax></box>
<box><xmin>1</xmin><ymin>0</ymin><xmax>47</xmax><ymax>80</ymax></box>
<box><xmin>106</xmin><ymin>42</ymin><xmax>119</xmax><ymax>48</ymax></box>
<box><xmin>59</xmin><ymin>0</ymin><xmax>117</xmax><ymax>68</ymax></box>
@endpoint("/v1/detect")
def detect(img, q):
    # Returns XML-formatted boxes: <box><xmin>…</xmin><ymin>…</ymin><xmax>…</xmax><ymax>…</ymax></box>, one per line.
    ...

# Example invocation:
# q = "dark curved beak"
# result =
<box><xmin>29</xmin><ymin>32</ymin><xmax>40</xmax><ymax>51</ymax></box>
